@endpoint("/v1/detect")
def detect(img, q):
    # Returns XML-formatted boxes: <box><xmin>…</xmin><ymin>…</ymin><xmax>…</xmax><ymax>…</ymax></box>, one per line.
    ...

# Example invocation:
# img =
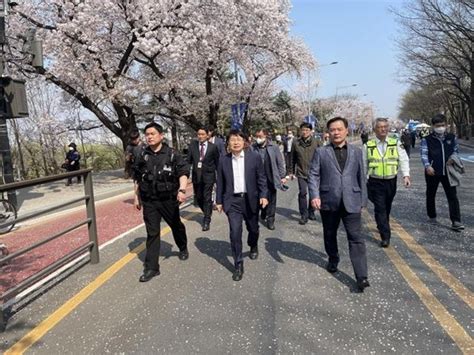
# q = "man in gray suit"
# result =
<box><xmin>252</xmin><ymin>128</ymin><xmax>287</xmax><ymax>230</ymax></box>
<box><xmin>308</xmin><ymin>117</ymin><xmax>370</xmax><ymax>292</ymax></box>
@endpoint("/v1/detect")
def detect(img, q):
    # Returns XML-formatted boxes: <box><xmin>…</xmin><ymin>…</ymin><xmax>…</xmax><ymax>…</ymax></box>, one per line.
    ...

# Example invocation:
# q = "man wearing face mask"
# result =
<box><xmin>421</xmin><ymin>114</ymin><xmax>463</xmax><ymax>231</ymax></box>
<box><xmin>252</xmin><ymin>128</ymin><xmax>287</xmax><ymax>230</ymax></box>
<box><xmin>64</xmin><ymin>143</ymin><xmax>81</xmax><ymax>186</ymax></box>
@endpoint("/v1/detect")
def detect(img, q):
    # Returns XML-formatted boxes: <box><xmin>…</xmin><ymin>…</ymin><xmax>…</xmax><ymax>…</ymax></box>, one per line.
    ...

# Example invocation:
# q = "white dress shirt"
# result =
<box><xmin>363</xmin><ymin>137</ymin><xmax>410</xmax><ymax>178</ymax></box>
<box><xmin>232</xmin><ymin>150</ymin><xmax>246</xmax><ymax>193</ymax></box>
<box><xmin>286</xmin><ymin>137</ymin><xmax>293</xmax><ymax>152</ymax></box>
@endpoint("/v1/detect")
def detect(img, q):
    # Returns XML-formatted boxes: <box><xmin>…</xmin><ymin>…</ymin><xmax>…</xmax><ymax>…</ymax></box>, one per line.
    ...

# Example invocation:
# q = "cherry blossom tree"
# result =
<box><xmin>7</xmin><ymin>0</ymin><xmax>315</xmax><ymax>149</ymax></box>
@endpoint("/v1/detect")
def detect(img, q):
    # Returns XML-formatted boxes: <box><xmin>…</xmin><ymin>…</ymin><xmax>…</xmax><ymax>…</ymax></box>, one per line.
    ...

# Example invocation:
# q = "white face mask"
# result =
<box><xmin>256</xmin><ymin>137</ymin><xmax>266</xmax><ymax>145</ymax></box>
<box><xmin>68</xmin><ymin>147</ymin><xmax>74</xmax><ymax>151</ymax></box>
<box><xmin>434</xmin><ymin>127</ymin><xmax>446</xmax><ymax>134</ymax></box>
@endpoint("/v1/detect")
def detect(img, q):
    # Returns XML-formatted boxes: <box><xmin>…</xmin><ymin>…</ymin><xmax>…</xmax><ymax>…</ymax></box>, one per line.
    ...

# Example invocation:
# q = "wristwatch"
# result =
<box><xmin>178</xmin><ymin>189</ymin><xmax>186</xmax><ymax>194</ymax></box>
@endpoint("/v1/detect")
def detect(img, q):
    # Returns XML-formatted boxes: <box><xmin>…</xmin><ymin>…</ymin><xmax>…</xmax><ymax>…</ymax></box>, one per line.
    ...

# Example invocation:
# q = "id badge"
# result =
<box><xmin>197</xmin><ymin>162</ymin><xmax>203</xmax><ymax>169</ymax></box>
<box><xmin>163</xmin><ymin>165</ymin><xmax>172</xmax><ymax>172</ymax></box>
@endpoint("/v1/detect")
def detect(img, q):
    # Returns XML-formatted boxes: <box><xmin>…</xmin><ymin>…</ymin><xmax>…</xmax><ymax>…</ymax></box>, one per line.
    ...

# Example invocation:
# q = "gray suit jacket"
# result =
<box><xmin>308</xmin><ymin>143</ymin><xmax>367</xmax><ymax>213</ymax></box>
<box><xmin>251</xmin><ymin>141</ymin><xmax>287</xmax><ymax>190</ymax></box>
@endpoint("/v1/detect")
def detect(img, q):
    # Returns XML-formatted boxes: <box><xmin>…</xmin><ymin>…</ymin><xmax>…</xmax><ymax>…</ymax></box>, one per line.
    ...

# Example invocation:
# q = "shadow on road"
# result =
<box><xmin>275</xmin><ymin>207</ymin><xmax>300</xmax><ymax>221</ymax></box>
<box><xmin>128</xmin><ymin>238</ymin><xmax>177</xmax><ymax>263</ymax></box>
<box><xmin>194</xmin><ymin>237</ymin><xmax>235</xmax><ymax>272</ymax></box>
<box><xmin>264</xmin><ymin>237</ymin><xmax>361</xmax><ymax>292</ymax></box>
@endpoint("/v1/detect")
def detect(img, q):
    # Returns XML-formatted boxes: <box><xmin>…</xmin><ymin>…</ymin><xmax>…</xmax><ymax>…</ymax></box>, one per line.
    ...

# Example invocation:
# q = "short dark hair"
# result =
<box><xmin>327</xmin><ymin>116</ymin><xmax>348</xmax><ymax>129</ymax></box>
<box><xmin>208</xmin><ymin>125</ymin><xmax>216</xmax><ymax>132</ymax></box>
<box><xmin>144</xmin><ymin>122</ymin><xmax>164</xmax><ymax>133</ymax></box>
<box><xmin>129</xmin><ymin>130</ymin><xmax>140</xmax><ymax>140</ymax></box>
<box><xmin>431</xmin><ymin>114</ymin><xmax>446</xmax><ymax>125</ymax></box>
<box><xmin>300</xmin><ymin>122</ymin><xmax>312</xmax><ymax>130</ymax></box>
<box><xmin>226</xmin><ymin>129</ymin><xmax>247</xmax><ymax>142</ymax></box>
<box><xmin>197</xmin><ymin>126</ymin><xmax>209</xmax><ymax>134</ymax></box>
<box><xmin>255</xmin><ymin>128</ymin><xmax>269</xmax><ymax>135</ymax></box>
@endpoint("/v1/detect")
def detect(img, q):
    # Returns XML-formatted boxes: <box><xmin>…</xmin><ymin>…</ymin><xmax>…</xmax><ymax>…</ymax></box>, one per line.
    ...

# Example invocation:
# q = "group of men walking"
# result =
<box><xmin>131</xmin><ymin>113</ymin><xmax>464</xmax><ymax>292</ymax></box>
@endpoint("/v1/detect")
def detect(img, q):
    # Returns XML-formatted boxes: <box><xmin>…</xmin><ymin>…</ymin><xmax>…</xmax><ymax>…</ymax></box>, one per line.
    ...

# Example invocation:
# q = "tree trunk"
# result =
<box><xmin>206</xmin><ymin>62</ymin><xmax>219</xmax><ymax>127</ymax></box>
<box><xmin>171</xmin><ymin>120</ymin><xmax>179</xmax><ymax>150</ymax></box>
<box><xmin>10</xmin><ymin>120</ymin><xmax>26</xmax><ymax>180</ymax></box>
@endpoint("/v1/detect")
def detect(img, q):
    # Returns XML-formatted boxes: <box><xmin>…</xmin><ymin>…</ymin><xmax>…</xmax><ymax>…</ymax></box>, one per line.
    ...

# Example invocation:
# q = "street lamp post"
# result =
<box><xmin>308</xmin><ymin>61</ymin><xmax>338</xmax><ymax>124</ymax></box>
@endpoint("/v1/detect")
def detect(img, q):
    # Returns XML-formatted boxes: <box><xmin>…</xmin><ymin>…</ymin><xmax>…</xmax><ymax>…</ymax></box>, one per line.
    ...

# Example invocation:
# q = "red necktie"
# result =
<box><xmin>200</xmin><ymin>143</ymin><xmax>205</xmax><ymax>160</ymax></box>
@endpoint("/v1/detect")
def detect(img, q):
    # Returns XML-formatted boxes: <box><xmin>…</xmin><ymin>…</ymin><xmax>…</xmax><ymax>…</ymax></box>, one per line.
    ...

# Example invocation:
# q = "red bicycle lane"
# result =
<box><xmin>0</xmin><ymin>184</ymin><xmax>194</xmax><ymax>298</ymax></box>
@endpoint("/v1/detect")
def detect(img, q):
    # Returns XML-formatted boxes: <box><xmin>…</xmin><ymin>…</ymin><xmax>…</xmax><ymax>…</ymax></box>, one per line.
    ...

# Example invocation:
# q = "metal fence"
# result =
<box><xmin>0</xmin><ymin>169</ymin><xmax>99</xmax><ymax>329</ymax></box>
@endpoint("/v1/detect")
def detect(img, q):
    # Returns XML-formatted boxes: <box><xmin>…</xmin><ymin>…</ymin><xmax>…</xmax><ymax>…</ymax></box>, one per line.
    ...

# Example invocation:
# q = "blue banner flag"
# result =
<box><xmin>231</xmin><ymin>103</ymin><xmax>247</xmax><ymax>130</ymax></box>
<box><xmin>304</xmin><ymin>114</ymin><xmax>317</xmax><ymax>129</ymax></box>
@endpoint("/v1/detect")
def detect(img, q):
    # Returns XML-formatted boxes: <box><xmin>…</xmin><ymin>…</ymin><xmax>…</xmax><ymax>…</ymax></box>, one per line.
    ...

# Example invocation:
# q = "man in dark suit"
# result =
<box><xmin>208</xmin><ymin>125</ymin><xmax>226</xmax><ymax>156</ymax></box>
<box><xmin>187</xmin><ymin>126</ymin><xmax>220</xmax><ymax>231</ymax></box>
<box><xmin>216</xmin><ymin>130</ymin><xmax>268</xmax><ymax>281</ymax></box>
<box><xmin>308</xmin><ymin>117</ymin><xmax>370</xmax><ymax>292</ymax></box>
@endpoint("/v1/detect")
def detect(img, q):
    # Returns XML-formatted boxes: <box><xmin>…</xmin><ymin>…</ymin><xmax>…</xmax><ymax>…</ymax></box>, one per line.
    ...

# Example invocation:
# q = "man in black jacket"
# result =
<box><xmin>292</xmin><ymin>122</ymin><xmax>319</xmax><ymax>224</ymax></box>
<box><xmin>133</xmin><ymin>122</ymin><xmax>190</xmax><ymax>282</ymax></box>
<box><xmin>421</xmin><ymin>114</ymin><xmax>463</xmax><ymax>231</ymax></box>
<box><xmin>188</xmin><ymin>126</ymin><xmax>220</xmax><ymax>231</ymax></box>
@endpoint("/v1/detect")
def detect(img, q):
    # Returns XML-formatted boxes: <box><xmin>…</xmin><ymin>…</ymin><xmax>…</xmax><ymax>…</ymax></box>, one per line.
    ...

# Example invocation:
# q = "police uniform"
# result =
<box><xmin>134</xmin><ymin>144</ymin><xmax>190</xmax><ymax>273</ymax></box>
<box><xmin>363</xmin><ymin>137</ymin><xmax>410</xmax><ymax>246</ymax></box>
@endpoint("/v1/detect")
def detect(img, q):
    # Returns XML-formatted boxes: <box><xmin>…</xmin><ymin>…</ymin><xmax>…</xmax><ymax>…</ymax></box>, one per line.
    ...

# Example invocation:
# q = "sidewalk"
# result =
<box><xmin>458</xmin><ymin>138</ymin><xmax>474</xmax><ymax>148</ymax></box>
<box><xmin>16</xmin><ymin>169</ymin><xmax>134</xmax><ymax>218</ymax></box>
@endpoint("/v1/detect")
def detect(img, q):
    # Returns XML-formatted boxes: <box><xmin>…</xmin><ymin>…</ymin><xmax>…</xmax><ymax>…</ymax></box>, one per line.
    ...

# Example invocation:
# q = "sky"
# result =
<box><xmin>286</xmin><ymin>0</ymin><xmax>408</xmax><ymax>118</ymax></box>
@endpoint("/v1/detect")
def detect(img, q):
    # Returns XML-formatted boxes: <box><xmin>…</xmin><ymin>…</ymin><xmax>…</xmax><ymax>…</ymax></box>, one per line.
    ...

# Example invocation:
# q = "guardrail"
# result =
<box><xmin>0</xmin><ymin>169</ymin><xmax>99</xmax><ymax>330</ymax></box>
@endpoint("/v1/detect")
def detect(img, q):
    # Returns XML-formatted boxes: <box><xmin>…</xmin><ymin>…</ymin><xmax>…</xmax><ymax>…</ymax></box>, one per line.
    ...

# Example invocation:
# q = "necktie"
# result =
<box><xmin>200</xmin><ymin>143</ymin><xmax>205</xmax><ymax>160</ymax></box>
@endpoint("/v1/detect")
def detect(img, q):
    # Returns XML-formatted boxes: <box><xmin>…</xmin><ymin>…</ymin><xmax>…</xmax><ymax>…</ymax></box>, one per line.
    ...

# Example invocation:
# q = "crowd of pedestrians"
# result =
<box><xmin>126</xmin><ymin>114</ymin><xmax>465</xmax><ymax>292</ymax></box>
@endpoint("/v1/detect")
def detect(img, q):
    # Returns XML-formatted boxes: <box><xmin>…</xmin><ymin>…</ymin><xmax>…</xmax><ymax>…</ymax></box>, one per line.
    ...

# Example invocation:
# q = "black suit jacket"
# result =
<box><xmin>187</xmin><ymin>140</ymin><xmax>220</xmax><ymax>184</ymax></box>
<box><xmin>216</xmin><ymin>149</ymin><xmax>268</xmax><ymax>214</ymax></box>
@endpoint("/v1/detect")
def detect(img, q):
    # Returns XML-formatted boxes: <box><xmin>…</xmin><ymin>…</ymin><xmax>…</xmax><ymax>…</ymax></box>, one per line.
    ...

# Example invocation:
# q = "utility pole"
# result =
<box><xmin>0</xmin><ymin>0</ymin><xmax>16</xmax><ymax>207</ymax></box>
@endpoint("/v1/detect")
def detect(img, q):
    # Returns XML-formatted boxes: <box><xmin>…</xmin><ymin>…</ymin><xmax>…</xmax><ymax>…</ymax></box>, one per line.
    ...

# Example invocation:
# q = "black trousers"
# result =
<box><xmin>226</xmin><ymin>195</ymin><xmax>259</xmax><ymax>268</ymax></box>
<box><xmin>320</xmin><ymin>203</ymin><xmax>368</xmax><ymax>280</ymax></box>
<box><xmin>425</xmin><ymin>174</ymin><xmax>461</xmax><ymax>223</ymax></box>
<box><xmin>260</xmin><ymin>184</ymin><xmax>277</xmax><ymax>223</ymax></box>
<box><xmin>284</xmin><ymin>152</ymin><xmax>293</xmax><ymax>175</ymax></box>
<box><xmin>142</xmin><ymin>195</ymin><xmax>187</xmax><ymax>271</ymax></box>
<box><xmin>193</xmin><ymin>181</ymin><xmax>214</xmax><ymax>224</ymax></box>
<box><xmin>297</xmin><ymin>177</ymin><xmax>315</xmax><ymax>218</ymax></box>
<box><xmin>368</xmin><ymin>177</ymin><xmax>397</xmax><ymax>241</ymax></box>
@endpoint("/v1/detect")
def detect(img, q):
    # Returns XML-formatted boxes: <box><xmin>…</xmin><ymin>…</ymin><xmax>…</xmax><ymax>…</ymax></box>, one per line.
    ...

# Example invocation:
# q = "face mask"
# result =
<box><xmin>69</xmin><ymin>147</ymin><xmax>74</xmax><ymax>151</ymax></box>
<box><xmin>434</xmin><ymin>127</ymin><xmax>446</xmax><ymax>134</ymax></box>
<box><xmin>256</xmin><ymin>138</ymin><xmax>266</xmax><ymax>145</ymax></box>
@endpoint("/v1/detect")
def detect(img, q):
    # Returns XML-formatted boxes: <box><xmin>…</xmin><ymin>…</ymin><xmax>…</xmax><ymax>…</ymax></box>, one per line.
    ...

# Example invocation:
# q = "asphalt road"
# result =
<box><xmin>1</xmin><ymin>146</ymin><xmax>472</xmax><ymax>354</ymax></box>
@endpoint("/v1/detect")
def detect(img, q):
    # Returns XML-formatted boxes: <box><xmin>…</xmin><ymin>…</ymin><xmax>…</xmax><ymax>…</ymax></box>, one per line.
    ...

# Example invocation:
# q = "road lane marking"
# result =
<box><xmin>391</xmin><ymin>218</ymin><xmax>473</xmax><ymax>309</ymax></box>
<box><xmin>4</xmin><ymin>213</ymin><xmax>197</xmax><ymax>355</ymax></box>
<box><xmin>363</xmin><ymin>211</ymin><xmax>473</xmax><ymax>354</ymax></box>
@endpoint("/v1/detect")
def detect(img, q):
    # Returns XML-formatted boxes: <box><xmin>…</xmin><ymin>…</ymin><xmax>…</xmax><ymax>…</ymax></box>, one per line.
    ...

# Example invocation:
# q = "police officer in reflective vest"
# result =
<box><xmin>133</xmin><ymin>122</ymin><xmax>190</xmax><ymax>282</ymax></box>
<box><xmin>363</xmin><ymin>118</ymin><xmax>410</xmax><ymax>248</ymax></box>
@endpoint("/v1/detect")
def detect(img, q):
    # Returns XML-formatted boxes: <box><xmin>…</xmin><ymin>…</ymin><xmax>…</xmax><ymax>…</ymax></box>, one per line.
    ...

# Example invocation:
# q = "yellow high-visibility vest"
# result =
<box><xmin>366</xmin><ymin>137</ymin><xmax>399</xmax><ymax>179</ymax></box>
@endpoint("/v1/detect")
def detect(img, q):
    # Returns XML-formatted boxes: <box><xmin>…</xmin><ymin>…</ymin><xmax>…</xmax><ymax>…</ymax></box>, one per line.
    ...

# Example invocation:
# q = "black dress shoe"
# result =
<box><xmin>326</xmin><ymin>262</ymin><xmax>338</xmax><ymax>273</ymax></box>
<box><xmin>139</xmin><ymin>269</ymin><xmax>160</xmax><ymax>282</ymax></box>
<box><xmin>308</xmin><ymin>213</ymin><xmax>317</xmax><ymax>221</ymax></box>
<box><xmin>202</xmin><ymin>223</ymin><xmax>210</xmax><ymax>231</ymax></box>
<box><xmin>299</xmin><ymin>217</ymin><xmax>308</xmax><ymax>225</ymax></box>
<box><xmin>380</xmin><ymin>240</ymin><xmax>390</xmax><ymax>248</ymax></box>
<box><xmin>267</xmin><ymin>220</ymin><xmax>275</xmax><ymax>230</ymax></box>
<box><xmin>357</xmin><ymin>278</ymin><xmax>370</xmax><ymax>292</ymax></box>
<box><xmin>178</xmin><ymin>248</ymin><xmax>189</xmax><ymax>260</ymax></box>
<box><xmin>232</xmin><ymin>265</ymin><xmax>244</xmax><ymax>281</ymax></box>
<box><xmin>249</xmin><ymin>246</ymin><xmax>259</xmax><ymax>260</ymax></box>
